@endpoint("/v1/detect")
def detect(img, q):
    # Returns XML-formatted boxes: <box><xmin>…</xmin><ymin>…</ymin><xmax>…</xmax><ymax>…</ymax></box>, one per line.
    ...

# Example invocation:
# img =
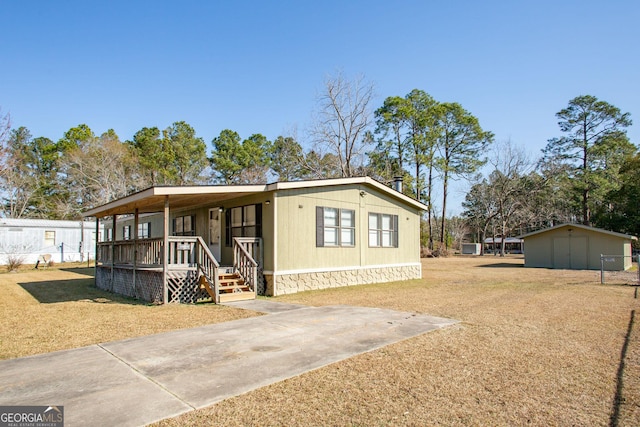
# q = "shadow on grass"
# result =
<box><xmin>477</xmin><ymin>263</ymin><xmax>524</xmax><ymax>268</ymax></box>
<box><xmin>60</xmin><ymin>267</ymin><xmax>96</xmax><ymax>277</ymax></box>
<box><xmin>609</xmin><ymin>309</ymin><xmax>635</xmax><ymax>427</ymax></box>
<box><xmin>19</xmin><ymin>276</ymin><xmax>145</xmax><ymax>305</ymax></box>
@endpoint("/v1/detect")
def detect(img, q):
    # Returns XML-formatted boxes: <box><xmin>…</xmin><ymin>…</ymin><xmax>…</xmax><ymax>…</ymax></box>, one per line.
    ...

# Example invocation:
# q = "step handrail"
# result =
<box><xmin>233</xmin><ymin>237</ymin><xmax>258</xmax><ymax>294</ymax></box>
<box><xmin>193</xmin><ymin>236</ymin><xmax>220</xmax><ymax>303</ymax></box>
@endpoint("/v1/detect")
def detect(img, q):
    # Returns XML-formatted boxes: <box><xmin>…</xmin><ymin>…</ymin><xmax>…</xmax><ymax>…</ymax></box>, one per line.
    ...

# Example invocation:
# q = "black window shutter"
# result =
<box><xmin>316</xmin><ymin>206</ymin><xmax>324</xmax><ymax>247</ymax></box>
<box><xmin>256</xmin><ymin>203</ymin><xmax>262</xmax><ymax>237</ymax></box>
<box><xmin>393</xmin><ymin>215</ymin><xmax>399</xmax><ymax>247</ymax></box>
<box><xmin>225</xmin><ymin>209</ymin><xmax>231</xmax><ymax>246</ymax></box>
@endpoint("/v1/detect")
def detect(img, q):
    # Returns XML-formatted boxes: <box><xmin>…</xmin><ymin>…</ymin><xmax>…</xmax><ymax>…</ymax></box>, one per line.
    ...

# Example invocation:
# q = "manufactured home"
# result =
<box><xmin>519</xmin><ymin>223</ymin><xmax>637</xmax><ymax>271</ymax></box>
<box><xmin>0</xmin><ymin>218</ymin><xmax>100</xmax><ymax>265</ymax></box>
<box><xmin>483</xmin><ymin>237</ymin><xmax>524</xmax><ymax>254</ymax></box>
<box><xmin>83</xmin><ymin>177</ymin><xmax>428</xmax><ymax>304</ymax></box>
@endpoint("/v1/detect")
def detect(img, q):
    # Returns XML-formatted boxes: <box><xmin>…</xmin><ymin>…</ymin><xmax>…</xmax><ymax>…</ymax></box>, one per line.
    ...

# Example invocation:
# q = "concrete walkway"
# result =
<box><xmin>0</xmin><ymin>301</ymin><xmax>457</xmax><ymax>427</ymax></box>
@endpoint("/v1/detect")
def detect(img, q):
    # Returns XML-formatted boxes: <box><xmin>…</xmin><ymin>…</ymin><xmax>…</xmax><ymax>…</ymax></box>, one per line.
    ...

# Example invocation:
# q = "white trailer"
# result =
<box><xmin>0</xmin><ymin>218</ymin><xmax>102</xmax><ymax>265</ymax></box>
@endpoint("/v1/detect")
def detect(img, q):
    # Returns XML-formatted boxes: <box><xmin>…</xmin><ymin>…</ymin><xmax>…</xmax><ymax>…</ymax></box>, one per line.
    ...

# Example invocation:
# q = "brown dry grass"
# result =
<box><xmin>154</xmin><ymin>256</ymin><xmax>640</xmax><ymax>426</ymax></box>
<box><xmin>0</xmin><ymin>266</ymin><xmax>258</xmax><ymax>360</ymax></box>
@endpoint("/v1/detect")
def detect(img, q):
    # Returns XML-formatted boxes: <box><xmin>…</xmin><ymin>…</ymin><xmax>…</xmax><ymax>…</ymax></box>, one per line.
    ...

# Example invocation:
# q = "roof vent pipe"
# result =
<box><xmin>393</xmin><ymin>176</ymin><xmax>403</xmax><ymax>193</ymax></box>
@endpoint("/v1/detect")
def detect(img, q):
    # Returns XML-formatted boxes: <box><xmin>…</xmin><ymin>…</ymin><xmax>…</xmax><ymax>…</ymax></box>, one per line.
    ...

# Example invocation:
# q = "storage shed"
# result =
<box><xmin>519</xmin><ymin>223</ymin><xmax>637</xmax><ymax>271</ymax></box>
<box><xmin>461</xmin><ymin>243</ymin><xmax>481</xmax><ymax>255</ymax></box>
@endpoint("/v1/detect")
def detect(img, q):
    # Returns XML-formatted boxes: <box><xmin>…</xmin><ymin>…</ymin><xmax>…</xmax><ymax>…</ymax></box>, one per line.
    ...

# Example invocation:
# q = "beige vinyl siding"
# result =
<box><xmin>276</xmin><ymin>186</ymin><xmax>361</xmax><ymax>271</ymax></box>
<box><xmin>274</xmin><ymin>184</ymin><xmax>420</xmax><ymax>272</ymax></box>
<box><xmin>109</xmin><ymin>214</ymin><xmax>165</xmax><ymax>240</ymax></box>
<box><xmin>363</xmin><ymin>188</ymin><xmax>420</xmax><ymax>267</ymax></box>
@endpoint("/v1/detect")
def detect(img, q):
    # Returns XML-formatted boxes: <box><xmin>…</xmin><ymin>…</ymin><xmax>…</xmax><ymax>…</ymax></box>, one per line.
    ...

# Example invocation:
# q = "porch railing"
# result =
<box><xmin>96</xmin><ymin>237</ymin><xmax>263</xmax><ymax>302</ymax></box>
<box><xmin>96</xmin><ymin>236</ymin><xmax>220</xmax><ymax>302</ymax></box>
<box><xmin>233</xmin><ymin>237</ymin><xmax>264</xmax><ymax>294</ymax></box>
<box><xmin>97</xmin><ymin>236</ymin><xmax>212</xmax><ymax>268</ymax></box>
<box><xmin>233</xmin><ymin>237</ymin><xmax>258</xmax><ymax>293</ymax></box>
<box><xmin>193</xmin><ymin>236</ymin><xmax>220</xmax><ymax>303</ymax></box>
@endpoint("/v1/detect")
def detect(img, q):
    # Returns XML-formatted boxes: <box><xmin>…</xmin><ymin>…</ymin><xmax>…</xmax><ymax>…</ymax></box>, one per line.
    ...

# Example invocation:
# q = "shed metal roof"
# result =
<box><xmin>518</xmin><ymin>223</ymin><xmax>637</xmax><ymax>241</ymax></box>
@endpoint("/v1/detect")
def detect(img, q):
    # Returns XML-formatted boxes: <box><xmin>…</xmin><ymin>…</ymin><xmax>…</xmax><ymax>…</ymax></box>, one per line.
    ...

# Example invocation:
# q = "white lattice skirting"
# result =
<box><xmin>95</xmin><ymin>267</ymin><xmax>209</xmax><ymax>303</ymax></box>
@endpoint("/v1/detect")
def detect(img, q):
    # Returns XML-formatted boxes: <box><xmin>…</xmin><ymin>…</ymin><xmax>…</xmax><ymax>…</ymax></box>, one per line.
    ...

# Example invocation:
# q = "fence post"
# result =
<box><xmin>600</xmin><ymin>254</ymin><xmax>604</xmax><ymax>284</ymax></box>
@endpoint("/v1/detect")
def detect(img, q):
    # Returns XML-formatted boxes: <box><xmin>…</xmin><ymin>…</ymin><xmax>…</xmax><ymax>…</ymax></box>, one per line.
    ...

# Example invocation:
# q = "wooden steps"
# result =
<box><xmin>199</xmin><ymin>270</ymin><xmax>256</xmax><ymax>303</ymax></box>
<box><xmin>198</xmin><ymin>275</ymin><xmax>217</xmax><ymax>300</ymax></box>
<box><xmin>219</xmin><ymin>291</ymin><xmax>256</xmax><ymax>302</ymax></box>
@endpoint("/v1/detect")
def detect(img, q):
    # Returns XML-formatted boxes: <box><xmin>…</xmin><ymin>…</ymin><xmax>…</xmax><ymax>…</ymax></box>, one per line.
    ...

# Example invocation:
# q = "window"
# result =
<box><xmin>138</xmin><ymin>222</ymin><xmax>151</xmax><ymax>239</ymax></box>
<box><xmin>123</xmin><ymin>225</ymin><xmax>132</xmax><ymax>240</ymax></box>
<box><xmin>105</xmin><ymin>228</ymin><xmax>113</xmax><ymax>242</ymax></box>
<box><xmin>225</xmin><ymin>204</ymin><xmax>262</xmax><ymax>246</ymax></box>
<box><xmin>44</xmin><ymin>231</ymin><xmax>55</xmax><ymax>247</ymax></box>
<box><xmin>368</xmin><ymin>213</ymin><xmax>398</xmax><ymax>248</ymax></box>
<box><xmin>173</xmin><ymin>215</ymin><xmax>196</xmax><ymax>236</ymax></box>
<box><xmin>316</xmin><ymin>207</ymin><xmax>355</xmax><ymax>247</ymax></box>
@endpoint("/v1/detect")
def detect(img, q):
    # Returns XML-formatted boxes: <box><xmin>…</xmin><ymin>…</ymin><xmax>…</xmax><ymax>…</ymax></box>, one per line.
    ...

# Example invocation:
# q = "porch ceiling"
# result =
<box><xmin>83</xmin><ymin>186</ymin><xmax>267</xmax><ymax>218</ymax></box>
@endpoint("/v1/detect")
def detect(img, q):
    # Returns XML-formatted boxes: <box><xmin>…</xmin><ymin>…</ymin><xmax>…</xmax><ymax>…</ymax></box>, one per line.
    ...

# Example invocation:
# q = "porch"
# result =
<box><xmin>96</xmin><ymin>236</ymin><xmax>261</xmax><ymax>304</ymax></box>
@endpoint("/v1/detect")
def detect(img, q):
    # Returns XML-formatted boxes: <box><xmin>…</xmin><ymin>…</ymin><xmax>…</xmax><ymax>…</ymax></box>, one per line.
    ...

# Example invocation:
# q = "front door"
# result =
<box><xmin>208</xmin><ymin>208</ymin><xmax>222</xmax><ymax>260</ymax></box>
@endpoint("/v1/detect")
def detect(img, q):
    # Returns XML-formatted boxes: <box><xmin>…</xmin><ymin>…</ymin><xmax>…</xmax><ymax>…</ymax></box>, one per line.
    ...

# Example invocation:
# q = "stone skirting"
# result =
<box><xmin>265</xmin><ymin>264</ymin><xmax>422</xmax><ymax>296</ymax></box>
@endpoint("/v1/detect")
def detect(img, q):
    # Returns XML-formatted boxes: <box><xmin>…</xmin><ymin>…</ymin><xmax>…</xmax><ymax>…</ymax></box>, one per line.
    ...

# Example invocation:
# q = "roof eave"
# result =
<box><xmin>519</xmin><ymin>223</ymin><xmax>637</xmax><ymax>240</ymax></box>
<box><xmin>83</xmin><ymin>177</ymin><xmax>428</xmax><ymax>218</ymax></box>
<box><xmin>269</xmin><ymin>177</ymin><xmax>427</xmax><ymax>211</ymax></box>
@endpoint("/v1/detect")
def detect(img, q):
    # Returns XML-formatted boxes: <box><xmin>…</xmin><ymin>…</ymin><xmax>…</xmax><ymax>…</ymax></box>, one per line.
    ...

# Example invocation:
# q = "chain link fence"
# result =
<box><xmin>600</xmin><ymin>255</ymin><xmax>640</xmax><ymax>285</ymax></box>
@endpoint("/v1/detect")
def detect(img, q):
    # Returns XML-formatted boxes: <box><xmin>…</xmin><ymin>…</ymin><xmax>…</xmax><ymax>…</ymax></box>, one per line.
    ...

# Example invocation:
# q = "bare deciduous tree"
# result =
<box><xmin>0</xmin><ymin>108</ymin><xmax>11</xmax><ymax>183</ymax></box>
<box><xmin>311</xmin><ymin>71</ymin><xmax>375</xmax><ymax>177</ymax></box>
<box><xmin>462</xmin><ymin>177</ymin><xmax>498</xmax><ymax>255</ymax></box>
<box><xmin>447</xmin><ymin>216</ymin><xmax>469</xmax><ymax>252</ymax></box>
<box><xmin>59</xmin><ymin>130</ymin><xmax>138</xmax><ymax>216</ymax></box>
<box><xmin>489</xmin><ymin>140</ymin><xmax>534</xmax><ymax>256</ymax></box>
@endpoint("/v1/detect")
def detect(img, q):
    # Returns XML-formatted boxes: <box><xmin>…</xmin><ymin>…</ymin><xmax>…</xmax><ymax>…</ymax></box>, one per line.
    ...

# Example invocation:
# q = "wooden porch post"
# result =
<box><xmin>111</xmin><ymin>215</ymin><xmax>116</xmax><ymax>288</ymax></box>
<box><xmin>163</xmin><ymin>196</ymin><xmax>169</xmax><ymax>304</ymax></box>
<box><xmin>133</xmin><ymin>208</ymin><xmax>138</xmax><ymax>298</ymax></box>
<box><xmin>94</xmin><ymin>217</ymin><xmax>99</xmax><ymax>288</ymax></box>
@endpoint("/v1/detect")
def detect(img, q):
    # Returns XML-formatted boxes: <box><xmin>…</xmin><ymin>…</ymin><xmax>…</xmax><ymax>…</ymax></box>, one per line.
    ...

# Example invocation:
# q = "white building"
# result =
<box><xmin>0</xmin><ymin>218</ymin><xmax>102</xmax><ymax>265</ymax></box>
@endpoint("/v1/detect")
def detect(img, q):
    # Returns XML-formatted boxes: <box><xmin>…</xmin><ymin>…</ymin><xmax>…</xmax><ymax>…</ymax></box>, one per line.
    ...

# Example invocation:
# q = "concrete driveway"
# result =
<box><xmin>0</xmin><ymin>301</ymin><xmax>457</xmax><ymax>426</ymax></box>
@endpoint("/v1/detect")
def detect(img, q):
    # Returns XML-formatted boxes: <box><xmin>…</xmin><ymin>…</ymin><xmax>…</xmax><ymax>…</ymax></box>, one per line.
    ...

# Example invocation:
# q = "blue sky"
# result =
<box><xmin>1</xmin><ymin>1</ymin><xmax>638</xmax><ymax>213</ymax></box>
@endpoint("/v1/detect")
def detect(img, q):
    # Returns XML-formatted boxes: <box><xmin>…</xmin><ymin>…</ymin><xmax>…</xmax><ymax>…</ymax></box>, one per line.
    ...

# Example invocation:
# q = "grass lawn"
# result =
<box><xmin>2</xmin><ymin>257</ymin><xmax>639</xmax><ymax>425</ymax></box>
<box><xmin>0</xmin><ymin>264</ymin><xmax>258</xmax><ymax>360</ymax></box>
<box><xmin>155</xmin><ymin>256</ymin><xmax>639</xmax><ymax>426</ymax></box>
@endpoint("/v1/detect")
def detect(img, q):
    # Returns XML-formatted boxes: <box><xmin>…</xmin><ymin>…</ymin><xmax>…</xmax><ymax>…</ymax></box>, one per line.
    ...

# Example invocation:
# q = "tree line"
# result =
<box><xmin>462</xmin><ymin>95</ymin><xmax>638</xmax><ymax>255</ymax></box>
<box><xmin>1</xmin><ymin>74</ymin><xmax>637</xmax><ymax>252</ymax></box>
